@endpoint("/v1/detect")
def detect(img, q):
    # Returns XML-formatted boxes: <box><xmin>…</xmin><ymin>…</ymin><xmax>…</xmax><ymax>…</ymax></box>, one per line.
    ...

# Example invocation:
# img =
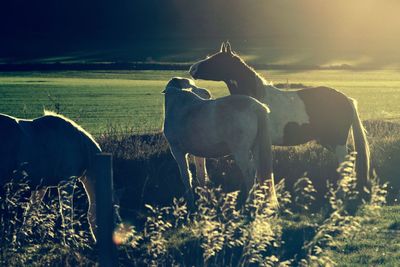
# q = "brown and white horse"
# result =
<box><xmin>162</xmin><ymin>77</ymin><xmax>276</xmax><ymax>206</ymax></box>
<box><xmin>0</xmin><ymin>111</ymin><xmax>101</xmax><ymax>242</ymax></box>
<box><xmin>189</xmin><ymin>42</ymin><xmax>370</xmax><ymax>198</ymax></box>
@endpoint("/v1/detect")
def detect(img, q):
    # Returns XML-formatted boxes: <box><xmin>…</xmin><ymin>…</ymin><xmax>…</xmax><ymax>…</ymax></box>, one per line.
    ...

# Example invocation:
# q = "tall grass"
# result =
<box><xmin>0</xmin><ymin>175</ymin><xmax>95</xmax><ymax>266</ymax></box>
<box><xmin>0</xmin><ymin>119</ymin><xmax>395</xmax><ymax>266</ymax></box>
<box><xmin>0</xmin><ymin>159</ymin><xmax>388</xmax><ymax>266</ymax></box>
<box><xmin>111</xmin><ymin>153</ymin><xmax>386</xmax><ymax>266</ymax></box>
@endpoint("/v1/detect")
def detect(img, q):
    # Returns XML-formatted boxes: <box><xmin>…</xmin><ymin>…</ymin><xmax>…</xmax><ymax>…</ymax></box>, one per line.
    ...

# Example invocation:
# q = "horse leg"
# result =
<box><xmin>170</xmin><ymin>148</ymin><xmax>195</xmax><ymax>208</ymax></box>
<box><xmin>30</xmin><ymin>187</ymin><xmax>48</xmax><ymax>206</ymax></box>
<box><xmin>80</xmin><ymin>175</ymin><xmax>97</xmax><ymax>242</ymax></box>
<box><xmin>58</xmin><ymin>179</ymin><xmax>76</xmax><ymax>244</ymax></box>
<box><xmin>57</xmin><ymin>187</ymin><xmax>67</xmax><ymax>244</ymax></box>
<box><xmin>21</xmin><ymin>188</ymin><xmax>48</xmax><ymax>228</ymax></box>
<box><xmin>267</xmin><ymin>174</ymin><xmax>279</xmax><ymax>208</ymax></box>
<box><xmin>193</xmin><ymin>156</ymin><xmax>208</xmax><ymax>187</ymax></box>
<box><xmin>335</xmin><ymin>144</ymin><xmax>348</xmax><ymax>164</ymax></box>
<box><xmin>252</xmin><ymin>145</ymin><xmax>277</xmax><ymax>207</ymax></box>
<box><xmin>233</xmin><ymin>151</ymin><xmax>255</xmax><ymax>204</ymax></box>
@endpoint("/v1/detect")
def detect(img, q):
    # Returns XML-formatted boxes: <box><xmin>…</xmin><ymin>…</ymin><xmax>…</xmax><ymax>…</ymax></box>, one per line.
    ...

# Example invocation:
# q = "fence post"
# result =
<box><xmin>94</xmin><ymin>153</ymin><xmax>117</xmax><ymax>267</ymax></box>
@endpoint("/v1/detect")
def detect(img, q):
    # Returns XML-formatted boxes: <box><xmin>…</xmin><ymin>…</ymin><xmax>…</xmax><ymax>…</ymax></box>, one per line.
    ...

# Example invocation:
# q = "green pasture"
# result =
<box><xmin>1</xmin><ymin>69</ymin><xmax>400</xmax><ymax>265</ymax></box>
<box><xmin>0</xmin><ymin>69</ymin><xmax>400</xmax><ymax>135</ymax></box>
<box><xmin>326</xmin><ymin>205</ymin><xmax>400</xmax><ymax>266</ymax></box>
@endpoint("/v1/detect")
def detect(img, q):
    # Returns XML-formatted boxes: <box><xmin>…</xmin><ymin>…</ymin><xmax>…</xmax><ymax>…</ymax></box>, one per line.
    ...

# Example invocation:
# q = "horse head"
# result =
<box><xmin>163</xmin><ymin>77</ymin><xmax>212</xmax><ymax>99</ymax></box>
<box><xmin>190</xmin><ymin>42</ymin><xmax>261</xmax><ymax>97</ymax></box>
<box><xmin>162</xmin><ymin>77</ymin><xmax>195</xmax><ymax>93</ymax></box>
<box><xmin>189</xmin><ymin>41</ymin><xmax>242</xmax><ymax>83</ymax></box>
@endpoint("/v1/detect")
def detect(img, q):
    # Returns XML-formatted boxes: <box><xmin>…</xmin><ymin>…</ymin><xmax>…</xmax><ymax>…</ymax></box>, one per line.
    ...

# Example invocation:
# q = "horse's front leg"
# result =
<box><xmin>170</xmin><ymin>147</ymin><xmax>195</xmax><ymax>209</ymax></box>
<box><xmin>193</xmin><ymin>156</ymin><xmax>209</xmax><ymax>187</ymax></box>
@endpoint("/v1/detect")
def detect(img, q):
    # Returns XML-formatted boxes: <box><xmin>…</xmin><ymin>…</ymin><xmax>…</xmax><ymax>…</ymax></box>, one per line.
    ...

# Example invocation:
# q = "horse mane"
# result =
<box><xmin>43</xmin><ymin>110</ymin><xmax>101</xmax><ymax>151</ymax></box>
<box><xmin>233</xmin><ymin>53</ymin><xmax>274</xmax><ymax>87</ymax></box>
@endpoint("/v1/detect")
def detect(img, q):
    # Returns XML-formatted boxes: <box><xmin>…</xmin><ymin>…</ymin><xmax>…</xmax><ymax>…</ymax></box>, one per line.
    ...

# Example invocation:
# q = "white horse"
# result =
<box><xmin>190</xmin><ymin>42</ymin><xmax>371</xmax><ymax>198</ymax></box>
<box><xmin>162</xmin><ymin>77</ymin><xmax>276</xmax><ymax>206</ymax></box>
<box><xmin>0</xmin><ymin>111</ymin><xmax>101</xmax><ymax>241</ymax></box>
<box><xmin>177</xmin><ymin>78</ymin><xmax>213</xmax><ymax>184</ymax></box>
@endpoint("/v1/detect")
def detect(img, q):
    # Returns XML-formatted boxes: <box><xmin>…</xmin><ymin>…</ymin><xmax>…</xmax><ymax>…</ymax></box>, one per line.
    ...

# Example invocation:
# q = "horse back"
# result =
<box><xmin>27</xmin><ymin>115</ymin><xmax>100</xmax><ymax>184</ymax></box>
<box><xmin>166</xmin><ymin>96</ymin><xmax>258</xmax><ymax>157</ymax></box>
<box><xmin>213</xmin><ymin>95</ymin><xmax>263</xmax><ymax>145</ymax></box>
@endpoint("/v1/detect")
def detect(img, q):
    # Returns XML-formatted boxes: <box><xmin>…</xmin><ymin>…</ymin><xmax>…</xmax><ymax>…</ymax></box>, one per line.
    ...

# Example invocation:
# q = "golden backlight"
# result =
<box><xmin>175</xmin><ymin>0</ymin><xmax>400</xmax><ymax>68</ymax></box>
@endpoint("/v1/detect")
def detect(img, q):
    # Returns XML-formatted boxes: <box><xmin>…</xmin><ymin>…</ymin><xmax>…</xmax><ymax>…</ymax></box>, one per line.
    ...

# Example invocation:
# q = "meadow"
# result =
<box><xmin>1</xmin><ymin>69</ymin><xmax>400</xmax><ymax>135</ymax></box>
<box><xmin>1</xmin><ymin>69</ymin><xmax>400</xmax><ymax>266</ymax></box>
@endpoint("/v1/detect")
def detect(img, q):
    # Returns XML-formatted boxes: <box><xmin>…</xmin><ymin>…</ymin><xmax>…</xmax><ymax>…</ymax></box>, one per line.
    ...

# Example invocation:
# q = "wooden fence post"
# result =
<box><xmin>94</xmin><ymin>153</ymin><xmax>117</xmax><ymax>267</ymax></box>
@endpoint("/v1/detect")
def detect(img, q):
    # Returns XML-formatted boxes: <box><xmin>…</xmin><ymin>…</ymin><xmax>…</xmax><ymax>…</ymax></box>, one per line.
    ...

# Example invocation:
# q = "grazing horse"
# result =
<box><xmin>163</xmin><ymin>77</ymin><xmax>276</xmax><ymax>206</ymax></box>
<box><xmin>0</xmin><ymin>111</ymin><xmax>101</xmax><ymax>241</ymax></box>
<box><xmin>189</xmin><ymin>42</ymin><xmax>371</xmax><ymax>198</ymax></box>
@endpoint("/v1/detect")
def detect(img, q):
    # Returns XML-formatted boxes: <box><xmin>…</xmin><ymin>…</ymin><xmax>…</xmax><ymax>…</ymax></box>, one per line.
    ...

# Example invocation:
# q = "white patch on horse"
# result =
<box><xmin>259</xmin><ymin>81</ymin><xmax>310</xmax><ymax>145</ymax></box>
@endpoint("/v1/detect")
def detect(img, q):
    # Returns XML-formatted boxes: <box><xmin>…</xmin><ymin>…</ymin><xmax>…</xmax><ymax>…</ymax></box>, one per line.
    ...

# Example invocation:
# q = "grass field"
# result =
<box><xmin>326</xmin><ymin>205</ymin><xmax>400</xmax><ymax>266</ymax></box>
<box><xmin>1</xmin><ymin>69</ymin><xmax>400</xmax><ymax>266</ymax></box>
<box><xmin>1</xmin><ymin>69</ymin><xmax>400</xmax><ymax>135</ymax></box>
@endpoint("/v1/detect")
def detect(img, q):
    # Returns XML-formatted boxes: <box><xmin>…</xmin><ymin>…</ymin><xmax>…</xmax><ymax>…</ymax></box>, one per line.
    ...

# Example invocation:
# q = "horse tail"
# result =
<box><xmin>349</xmin><ymin>98</ymin><xmax>371</xmax><ymax>195</ymax></box>
<box><xmin>254</xmin><ymin>102</ymin><xmax>278</xmax><ymax>206</ymax></box>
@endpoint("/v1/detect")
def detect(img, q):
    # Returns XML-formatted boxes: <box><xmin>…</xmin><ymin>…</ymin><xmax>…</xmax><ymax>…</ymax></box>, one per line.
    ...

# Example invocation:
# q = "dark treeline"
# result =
<box><xmin>2</xmin><ymin>1</ymin><xmax>399</xmax><ymax>67</ymax></box>
<box><xmin>1</xmin><ymin>1</ymin><xmax>262</xmax><ymax>47</ymax></box>
<box><xmin>1</xmin><ymin>0</ymin><xmax>273</xmax><ymax>62</ymax></box>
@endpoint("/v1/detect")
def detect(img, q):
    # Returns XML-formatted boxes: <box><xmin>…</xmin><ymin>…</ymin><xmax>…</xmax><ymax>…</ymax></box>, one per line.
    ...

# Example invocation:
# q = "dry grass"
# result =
<box><xmin>0</xmin><ymin>119</ymin><xmax>398</xmax><ymax>266</ymax></box>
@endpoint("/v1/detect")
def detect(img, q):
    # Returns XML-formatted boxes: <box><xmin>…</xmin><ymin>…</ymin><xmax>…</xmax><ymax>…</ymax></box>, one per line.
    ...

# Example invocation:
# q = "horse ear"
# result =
<box><xmin>220</xmin><ymin>42</ymin><xmax>226</xmax><ymax>53</ymax></box>
<box><xmin>226</xmin><ymin>41</ymin><xmax>233</xmax><ymax>55</ymax></box>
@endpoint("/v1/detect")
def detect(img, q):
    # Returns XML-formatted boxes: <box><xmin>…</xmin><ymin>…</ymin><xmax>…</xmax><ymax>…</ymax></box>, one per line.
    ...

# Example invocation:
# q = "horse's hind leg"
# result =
<box><xmin>170</xmin><ymin>147</ymin><xmax>195</xmax><ymax>208</ymax></box>
<box><xmin>31</xmin><ymin>188</ymin><xmax>48</xmax><ymax>204</ymax></box>
<box><xmin>252</xmin><ymin>146</ymin><xmax>278</xmax><ymax>207</ymax></box>
<box><xmin>233</xmin><ymin>150</ymin><xmax>256</xmax><ymax>204</ymax></box>
<box><xmin>193</xmin><ymin>156</ymin><xmax>208</xmax><ymax>187</ymax></box>
<box><xmin>80</xmin><ymin>175</ymin><xmax>97</xmax><ymax>242</ymax></box>
<box><xmin>58</xmin><ymin>178</ymin><xmax>76</xmax><ymax>244</ymax></box>
<box><xmin>335</xmin><ymin>144</ymin><xmax>348</xmax><ymax>164</ymax></box>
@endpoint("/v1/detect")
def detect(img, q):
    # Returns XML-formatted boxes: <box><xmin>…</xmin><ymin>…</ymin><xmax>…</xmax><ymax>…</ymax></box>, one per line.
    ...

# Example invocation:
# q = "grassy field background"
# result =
<box><xmin>1</xmin><ymin>69</ymin><xmax>400</xmax><ymax>266</ymax></box>
<box><xmin>1</xmin><ymin>69</ymin><xmax>400</xmax><ymax>135</ymax></box>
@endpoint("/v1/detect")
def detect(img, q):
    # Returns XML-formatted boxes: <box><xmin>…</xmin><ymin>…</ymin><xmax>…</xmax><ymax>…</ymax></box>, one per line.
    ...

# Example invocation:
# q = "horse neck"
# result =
<box><xmin>225</xmin><ymin>61</ymin><xmax>273</xmax><ymax>100</ymax></box>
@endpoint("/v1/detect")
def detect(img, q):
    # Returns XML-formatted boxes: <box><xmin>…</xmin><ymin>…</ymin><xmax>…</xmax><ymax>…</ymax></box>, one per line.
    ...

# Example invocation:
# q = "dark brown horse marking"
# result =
<box><xmin>296</xmin><ymin>86</ymin><xmax>353</xmax><ymax>149</ymax></box>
